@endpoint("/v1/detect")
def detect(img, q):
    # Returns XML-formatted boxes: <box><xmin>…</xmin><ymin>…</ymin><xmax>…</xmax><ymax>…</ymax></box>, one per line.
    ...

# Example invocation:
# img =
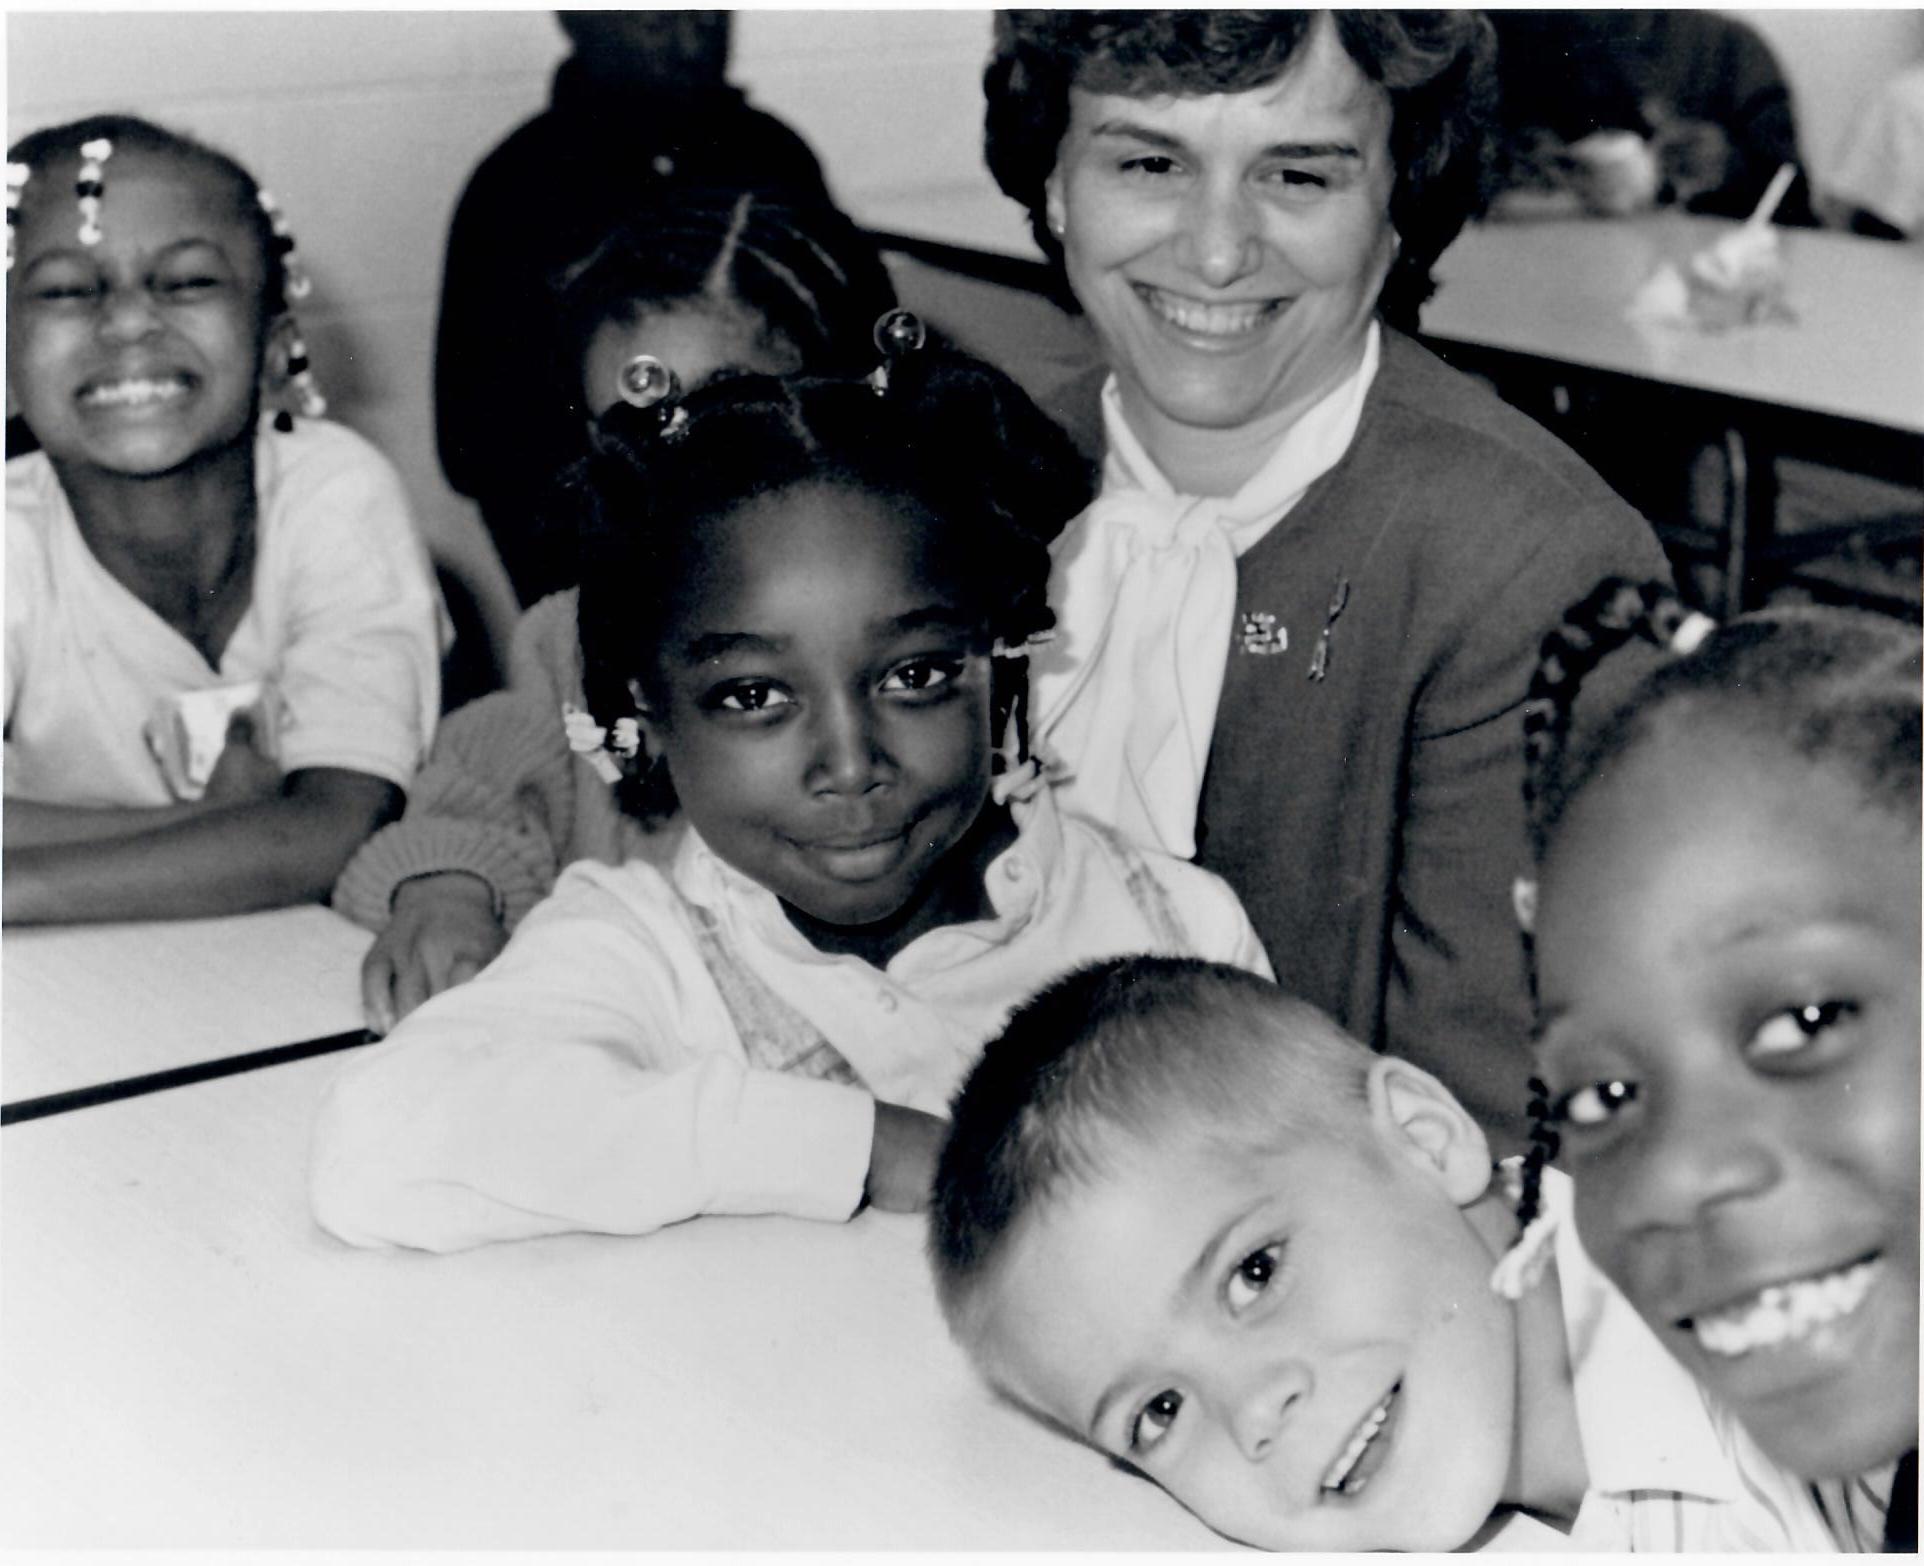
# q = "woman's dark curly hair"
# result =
<box><xmin>983</xmin><ymin>10</ymin><xmax>1496</xmax><ymax>332</ymax></box>
<box><xmin>573</xmin><ymin>344</ymin><xmax>1096</xmax><ymax>822</ymax></box>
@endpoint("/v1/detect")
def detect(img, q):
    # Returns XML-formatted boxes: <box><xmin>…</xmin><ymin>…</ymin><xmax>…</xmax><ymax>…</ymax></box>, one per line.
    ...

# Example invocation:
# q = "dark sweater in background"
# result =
<box><xmin>1195</xmin><ymin>331</ymin><xmax>1670</xmax><ymax>1151</ymax></box>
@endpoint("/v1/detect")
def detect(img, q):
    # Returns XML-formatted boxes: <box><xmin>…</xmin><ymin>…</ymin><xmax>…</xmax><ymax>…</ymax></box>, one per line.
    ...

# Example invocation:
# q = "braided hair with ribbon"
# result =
<box><xmin>1496</xmin><ymin>574</ymin><xmax>1920</xmax><ymax>1297</ymax></box>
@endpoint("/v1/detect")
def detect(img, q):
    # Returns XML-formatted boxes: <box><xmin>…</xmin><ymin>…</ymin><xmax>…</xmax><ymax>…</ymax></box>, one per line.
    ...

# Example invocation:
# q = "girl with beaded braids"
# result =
<box><xmin>337</xmin><ymin>188</ymin><xmax>899</xmax><ymax>1032</ymax></box>
<box><xmin>310</xmin><ymin>333</ymin><xmax>1270</xmax><ymax>1253</ymax></box>
<box><xmin>1510</xmin><ymin>577</ymin><xmax>1919</xmax><ymax>1548</ymax></box>
<box><xmin>5</xmin><ymin>114</ymin><xmax>441</xmax><ymax>925</ymax></box>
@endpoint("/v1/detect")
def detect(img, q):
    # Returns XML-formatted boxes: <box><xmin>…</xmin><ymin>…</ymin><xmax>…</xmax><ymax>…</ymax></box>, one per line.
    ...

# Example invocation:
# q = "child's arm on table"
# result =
<box><xmin>866</xmin><ymin>1102</ymin><xmax>948</xmax><ymax>1214</ymax></box>
<box><xmin>311</xmin><ymin>866</ymin><xmax>880</xmax><ymax>1252</ymax></box>
<box><xmin>336</xmin><ymin>596</ymin><xmax>592</xmax><ymax>1028</ymax></box>
<box><xmin>3</xmin><ymin>765</ymin><xmax>401</xmax><ymax>924</ymax></box>
<box><xmin>4</xmin><ymin>710</ymin><xmax>286</xmax><ymax>848</ymax></box>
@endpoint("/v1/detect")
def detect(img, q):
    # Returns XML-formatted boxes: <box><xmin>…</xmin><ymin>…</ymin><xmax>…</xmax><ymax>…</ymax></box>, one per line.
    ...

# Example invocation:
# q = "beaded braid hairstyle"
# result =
<box><xmin>1509</xmin><ymin>576</ymin><xmax>1923</xmax><ymax>1235</ymax></box>
<box><xmin>6</xmin><ymin>113</ymin><xmax>322</xmax><ymax>430</ymax></box>
<box><xmin>570</xmin><ymin>335</ymin><xmax>1096</xmax><ymax>823</ymax></box>
<box><xmin>549</xmin><ymin>186</ymin><xmax>899</xmax><ymax>423</ymax></box>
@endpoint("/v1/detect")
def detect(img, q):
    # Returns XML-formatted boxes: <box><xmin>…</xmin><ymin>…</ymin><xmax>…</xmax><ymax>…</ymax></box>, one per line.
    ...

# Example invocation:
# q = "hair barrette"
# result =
<box><xmin>867</xmin><ymin>307</ymin><xmax>927</xmax><ymax>396</ymax></box>
<box><xmin>5</xmin><ymin>161</ymin><xmax>31</xmax><ymax>272</ymax></box>
<box><xmin>989</xmin><ymin>629</ymin><xmax>1055</xmax><ymax>660</ymax></box>
<box><xmin>562</xmin><ymin>702</ymin><xmax>641</xmax><ymax>785</ymax></box>
<box><xmin>1511</xmin><ymin>875</ymin><xmax>1537</xmax><ymax>935</ymax></box>
<box><xmin>616</xmin><ymin>353</ymin><xmax>688</xmax><ymax>437</ymax></box>
<box><xmin>1669</xmin><ymin>610</ymin><xmax>1717</xmax><ymax>656</ymax></box>
<box><xmin>75</xmin><ymin>137</ymin><xmax>112</xmax><ymax>247</ymax></box>
<box><xmin>1489</xmin><ymin>1175</ymin><xmax>1559</xmax><ymax>1301</ymax></box>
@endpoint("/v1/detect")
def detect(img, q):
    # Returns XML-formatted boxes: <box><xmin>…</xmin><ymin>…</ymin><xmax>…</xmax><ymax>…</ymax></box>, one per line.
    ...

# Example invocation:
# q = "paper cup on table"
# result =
<box><xmin>144</xmin><ymin>681</ymin><xmax>278</xmax><ymax>800</ymax></box>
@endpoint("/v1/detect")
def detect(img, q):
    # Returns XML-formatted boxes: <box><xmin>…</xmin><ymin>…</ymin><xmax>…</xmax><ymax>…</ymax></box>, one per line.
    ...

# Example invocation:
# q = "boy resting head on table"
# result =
<box><xmin>929</xmin><ymin>957</ymin><xmax>1853</xmax><ymax>1551</ymax></box>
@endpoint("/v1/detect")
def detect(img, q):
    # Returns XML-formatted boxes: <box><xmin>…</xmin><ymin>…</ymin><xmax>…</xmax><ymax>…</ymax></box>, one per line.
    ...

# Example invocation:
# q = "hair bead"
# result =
<box><xmin>254</xmin><ymin>189</ymin><xmax>314</xmax><ymax>301</ymax></box>
<box><xmin>75</xmin><ymin>136</ymin><xmax>112</xmax><ymax>246</ymax></box>
<box><xmin>867</xmin><ymin>307</ymin><xmax>927</xmax><ymax>395</ymax></box>
<box><xmin>5</xmin><ymin>160</ymin><xmax>30</xmax><ymax>272</ymax></box>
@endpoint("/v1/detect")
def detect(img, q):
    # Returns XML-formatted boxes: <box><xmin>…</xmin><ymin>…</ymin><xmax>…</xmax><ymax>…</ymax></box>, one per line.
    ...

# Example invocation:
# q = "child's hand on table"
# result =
<box><xmin>202</xmin><ymin>711</ymin><xmax>284</xmax><ymax>806</ymax></box>
<box><xmin>361</xmin><ymin>872</ymin><xmax>508</xmax><ymax>1034</ymax></box>
<box><xmin>865</xmin><ymin>1102</ymin><xmax>948</xmax><ymax>1214</ymax></box>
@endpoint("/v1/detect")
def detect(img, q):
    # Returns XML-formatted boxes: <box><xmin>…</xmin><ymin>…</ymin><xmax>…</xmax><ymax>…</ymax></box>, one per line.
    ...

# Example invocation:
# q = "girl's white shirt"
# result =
<box><xmin>1029</xmin><ymin>323</ymin><xmax>1381</xmax><ymax>858</ymax></box>
<box><xmin>309</xmin><ymin>785</ymin><xmax>1270</xmax><ymax>1253</ymax></box>
<box><xmin>1480</xmin><ymin>1169</ymin><xmax>1864</xmax><ymax>1552</ymax></box>
<box><xmin>4</xmin><ymin>420</ymin><xmax>443</xmax><ymax>807</ymax></box>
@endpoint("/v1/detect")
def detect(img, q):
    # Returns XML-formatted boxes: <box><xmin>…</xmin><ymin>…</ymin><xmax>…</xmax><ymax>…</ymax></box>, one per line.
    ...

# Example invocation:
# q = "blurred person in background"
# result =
<box><xmin>435</xmin><ymin>11</ymin><xmax>835</xmax><ymax>607</ymax></box>
<box><xmin>1488</xmin><ymin>11</ymin><xmax>1816</xmax><ymax>226</ymax></box>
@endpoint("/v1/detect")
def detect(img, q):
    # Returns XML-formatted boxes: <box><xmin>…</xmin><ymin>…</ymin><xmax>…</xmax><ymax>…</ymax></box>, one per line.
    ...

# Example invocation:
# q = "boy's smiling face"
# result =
<box><xmin>7</xmin><ymin>144</ymin><xmax>273</xmax><ymax>477</ymax></box>
<box><xmin>1535</xmin><ymin>720</ymin><xmax>1920</xmax><ymax>1479</ymax></box>
<box><xmin>961</xmin><ymin>1061</ymin><xmax>1525</xmax><ymax>1551</ymax></box>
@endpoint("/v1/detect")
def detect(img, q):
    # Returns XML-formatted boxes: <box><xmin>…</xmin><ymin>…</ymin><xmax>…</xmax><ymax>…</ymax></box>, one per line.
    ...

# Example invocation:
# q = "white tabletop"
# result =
<box><xmin>0</xmin><ymin>1053</ymin><xmax>1237</xmax><ymax>1550</ymax></box>
<box><xmin>1425</xmin><ymin>213</ymin><xmax>1924</xmax><ymax>434</ymax></box>
<box><xmin>2</xmin><ymin>904</ymin><xmax>372</xmax><ymax>1106</ymax></box>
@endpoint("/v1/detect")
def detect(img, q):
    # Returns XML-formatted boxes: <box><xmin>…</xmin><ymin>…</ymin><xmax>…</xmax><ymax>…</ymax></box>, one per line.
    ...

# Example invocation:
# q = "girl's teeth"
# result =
<box><xmin>1321</xmin><ymin>1386</ymin><xmax>1395</xmax><ymax>1494</ymax></box>
<box><xmin>83</xmin><ymin>377</ymin><xmax>187</xmax><ymax>407</ymax></box>
<box><xmin>1691</xmin><ymin>1259</ymin><xmax>1880</xmax><ymax>1357</ymax></box>
<box><xmin>1140</xmin><ymin>287</ymin><xmax>1277</xmax><ymax>337</ymax></box>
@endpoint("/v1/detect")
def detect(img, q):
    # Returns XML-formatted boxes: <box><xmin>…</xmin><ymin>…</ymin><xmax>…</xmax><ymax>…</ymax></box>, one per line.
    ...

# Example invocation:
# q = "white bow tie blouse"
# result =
<box><xmin>1030</xmin><ymin>323</ymin><xmax>1382</xmax><ymax>858</ymax></box>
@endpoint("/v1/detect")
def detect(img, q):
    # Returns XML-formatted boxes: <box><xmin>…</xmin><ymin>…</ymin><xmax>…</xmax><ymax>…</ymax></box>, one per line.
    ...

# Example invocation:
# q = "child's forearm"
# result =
<box><xmin>3</xmin><ymin>769</ymin><xmax>401</xmax><ymax>925</ymax></box>
<box><xmin>3</xmin><ymin>794</ymin><xmax>224</xmax><ymax>848</ymax></box>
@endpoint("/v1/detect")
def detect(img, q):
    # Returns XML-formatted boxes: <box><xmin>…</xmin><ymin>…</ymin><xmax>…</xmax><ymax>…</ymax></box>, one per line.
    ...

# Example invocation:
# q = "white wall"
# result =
<box><xmin>4</xmin><ymin>9</ymin><xmax>999</xmax><ymax>634</ymax></box>
<box><xmin>10</xmin><ymin>7</ymin><xmax>1919</xmax><ymax>612</ymax></box>
<box><xmin>1737</xmin><ymin>8</ymin><xmax>1924</xmax><ymax>181</ymax></box>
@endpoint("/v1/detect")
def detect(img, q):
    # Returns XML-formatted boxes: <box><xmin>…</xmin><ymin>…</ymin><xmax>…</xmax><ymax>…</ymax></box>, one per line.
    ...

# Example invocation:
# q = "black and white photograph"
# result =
<box><xmin>3</xmin><ymin>6</ymin><xmax>1919</xmax><ymax>1553</ymax></box>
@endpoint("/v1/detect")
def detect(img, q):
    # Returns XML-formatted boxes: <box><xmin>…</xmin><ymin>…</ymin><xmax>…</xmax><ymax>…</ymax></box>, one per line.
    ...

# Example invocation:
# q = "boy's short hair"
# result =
<box><xmin>930</xmin><ymin>956</ymin><xmax>1371</xmax><ymax>1326</ymax></box>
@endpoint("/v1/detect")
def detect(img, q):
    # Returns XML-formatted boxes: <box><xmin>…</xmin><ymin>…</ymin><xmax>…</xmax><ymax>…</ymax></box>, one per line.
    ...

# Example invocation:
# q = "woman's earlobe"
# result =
<box><xmin>1043</xmin><ymin>172</ymin><xmax>1068</xmax><ymax>241</ymax></box>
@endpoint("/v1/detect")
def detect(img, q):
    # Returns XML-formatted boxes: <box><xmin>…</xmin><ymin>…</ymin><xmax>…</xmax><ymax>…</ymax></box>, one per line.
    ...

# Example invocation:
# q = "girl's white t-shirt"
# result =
<box><xmin>4</xmin><ymin>419</ymin><xmax>443</xmax><ymax>807</ymax></box>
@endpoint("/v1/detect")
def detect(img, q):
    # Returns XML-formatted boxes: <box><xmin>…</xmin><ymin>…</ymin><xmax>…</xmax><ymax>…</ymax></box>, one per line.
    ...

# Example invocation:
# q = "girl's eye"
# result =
<box><xmin>711</xmin><ymin>681</ymin><xmax>792</xmax><ymax>714</ymax></box>
<box><xmin>881</xmin><ymin>656</ymin><xmax>964</xmax><ymax>695</ymax></box>
<box><xmin>1226</xmin><ymin>1244</ymin><xmax>1282</xmax><ymax>1313</ymax></box>
<box><xmin>1556</xmin><ymin>1078</ymin><xmax>1640</xmax><ymax>1129</ymax></box>
<box><xmin>32</xmin><ymin>279</ymin><xmax>99</xmax><ymax>303</ymax></box>
<box><xmin>1130</xmin><ymin>1389</ymin><xmax>1183</xmax><ymax>1455</ymax></box>
<box><xmin>156</xmin><ymin>274</ymin><xmax>224</xmax><ymax>297</ymax></box>
<box><xmin>1749</xmin><ymin>1000</ymin><xmax>1857</xmax><ymax>1060</ymax></box>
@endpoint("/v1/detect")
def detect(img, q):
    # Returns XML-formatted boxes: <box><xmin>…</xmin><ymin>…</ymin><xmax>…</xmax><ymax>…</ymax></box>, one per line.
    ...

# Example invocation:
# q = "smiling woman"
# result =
<box><xmin>980</xmin><ymin>10</ymin><xmax>1672</xmax><ymax>1150</ymax></box>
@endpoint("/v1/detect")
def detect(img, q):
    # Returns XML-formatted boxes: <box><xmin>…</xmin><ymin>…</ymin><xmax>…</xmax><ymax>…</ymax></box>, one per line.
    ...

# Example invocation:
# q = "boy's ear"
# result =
<box><xmin>1364</xmin><ymin>1057</ymin><xmax>1492</xmax><ymax>1208</ymax></box>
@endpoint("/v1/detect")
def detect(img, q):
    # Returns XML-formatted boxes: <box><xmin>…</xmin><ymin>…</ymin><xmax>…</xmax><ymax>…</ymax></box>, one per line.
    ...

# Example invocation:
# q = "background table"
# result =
<box><xmin>2</xmin><ymin>904</ymin><xmax>373</xmax><ymax>1114</ymax></box>
<box><xmin>1</xmin><ymin>1052</ymin><xmax>1237</xmax><ymax>1550</ymax></box>
<box><xmin>1423</xmin><ymin>213</ymin><xmax>1924</xmax><ymax>613</ymax></box>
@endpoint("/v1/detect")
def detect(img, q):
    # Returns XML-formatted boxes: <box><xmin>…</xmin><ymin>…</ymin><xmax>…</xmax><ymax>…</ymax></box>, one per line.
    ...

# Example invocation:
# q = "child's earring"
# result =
<box><xmin>615</xmin><ymin>354</ymin><xmax>688</xmax><ymax>439</ymax></box>
<box><xmin>867</xmin><ymin>308</ymin><xmax>927</xmax><ymax>396</ymax></box>
<box><xmin>5</xmin><ymin>160</ymin><xmax>30</xmax><ymax>271</ymax></box>
<box><xmin>75</xmin><ymin>137</ymin><xmax>112</xmax><ymax>247</ymax></box>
